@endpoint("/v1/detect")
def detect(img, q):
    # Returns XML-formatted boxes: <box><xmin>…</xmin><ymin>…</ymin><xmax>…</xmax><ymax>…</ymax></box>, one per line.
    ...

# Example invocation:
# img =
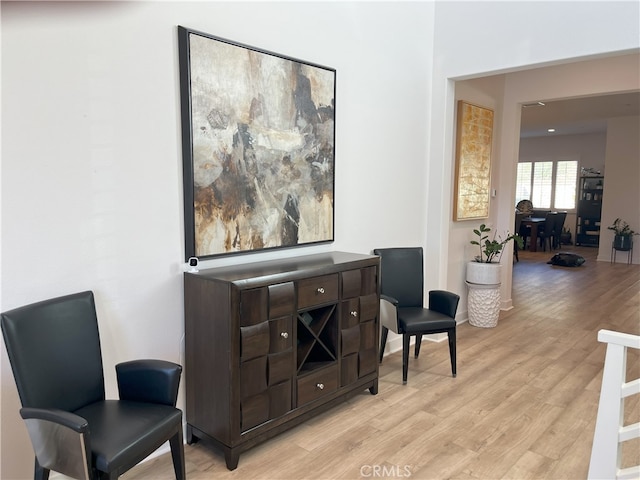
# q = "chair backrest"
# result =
<box><xmin>515</xmin><ymin>212</ymin><xmax>525</xmax><ymax>234</ymax></box>
<box><xmin>1</xmin><ymin>291</ymin><xmax>105</xmax><ymax>412</ymax></box>
<box><xmin>532</xmin><ymin>209</ymin><xmax>551</xmax><ymax>217</ymax></box>
<box><xmin>542</xmin><ymin>211</ymin><xmax>558</xmax><ymax>235</ymax></box>
<box><xmin>373</xmin><ymin>248</ymin><xmax>423</xmax><ymax>308</ymax></box>
<box><xmin>555</xmin><ymin>211</ymin><xmax>567</xmax><ymax>234</ymax></box>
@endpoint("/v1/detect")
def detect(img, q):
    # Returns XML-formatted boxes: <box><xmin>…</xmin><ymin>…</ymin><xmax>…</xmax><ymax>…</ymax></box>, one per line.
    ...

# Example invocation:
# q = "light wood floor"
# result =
<box><xmin>125</xmin><ymin>246</ymin><xmax>639</xmax><ymax>480</ymax></box>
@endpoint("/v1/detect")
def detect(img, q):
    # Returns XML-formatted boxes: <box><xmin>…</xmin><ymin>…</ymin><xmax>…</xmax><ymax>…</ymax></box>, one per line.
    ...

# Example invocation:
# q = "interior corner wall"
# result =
<box><xmin>599</xmin><ymin>116</ymin><xmax>640</xmax><ymax>264</ymax></box>
<box><xmin>450</xmin><ymin>76</ymin><xmax>507</xmax><ymax>315</ymax></box>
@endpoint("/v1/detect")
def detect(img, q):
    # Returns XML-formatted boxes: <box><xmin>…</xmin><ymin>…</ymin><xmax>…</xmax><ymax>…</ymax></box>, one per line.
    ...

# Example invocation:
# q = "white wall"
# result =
<box><xmin>600</xmin><ymin>116</ymin><xmax>640</xmax><ymax>263</ymax></box>
<box><xmin>1</xmin><ymin>2</ymin><xmax>435</xmax><ymax>477</ymax></box>
<box><xmin>2</xmin><ymin>1</ymin><xmax>639</xmax><ymax>478</ymax></box>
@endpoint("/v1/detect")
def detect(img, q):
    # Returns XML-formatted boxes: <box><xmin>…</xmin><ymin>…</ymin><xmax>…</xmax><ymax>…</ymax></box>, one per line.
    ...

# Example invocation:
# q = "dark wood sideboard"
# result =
<box><xmin>183</xmin><ymin>251</ymin><xmax>380</xmax><ymax>470</ymax></box>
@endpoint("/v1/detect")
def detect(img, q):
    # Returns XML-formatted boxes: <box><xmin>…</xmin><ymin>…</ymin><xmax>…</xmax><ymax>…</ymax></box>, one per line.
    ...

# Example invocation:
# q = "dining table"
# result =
<box><xmin>521</xmin><ymin>217</ymin><xmax>546</xmax><ymax>252</ymax></box>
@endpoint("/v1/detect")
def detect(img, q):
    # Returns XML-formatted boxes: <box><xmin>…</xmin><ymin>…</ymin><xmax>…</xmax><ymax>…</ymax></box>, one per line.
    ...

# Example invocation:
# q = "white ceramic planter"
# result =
<box><xmin>466</xmin><ymin>261</ymin><xmax>502</xmax><ymax>285</ymax></box>
<box><xmin>466</xmin><ymin>261</ymin><xmax>502</xmax><ymax>328</ymax></box>
<box><xmin>466</xmin><ymin>282</ymin><xmax>501</xmax><ymax>328</ymax></box>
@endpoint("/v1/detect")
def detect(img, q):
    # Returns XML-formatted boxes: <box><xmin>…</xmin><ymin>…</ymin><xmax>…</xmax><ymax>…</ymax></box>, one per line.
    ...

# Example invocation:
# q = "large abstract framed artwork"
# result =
<box><xmin>178</xmin><ymin>26</ymin><xmax>336</xmax><ymax>259</ymax></box>
<box><xmin>453</xmin><ymin>101</ymin><xmax>494</xmax><ymax>221</ymax></box>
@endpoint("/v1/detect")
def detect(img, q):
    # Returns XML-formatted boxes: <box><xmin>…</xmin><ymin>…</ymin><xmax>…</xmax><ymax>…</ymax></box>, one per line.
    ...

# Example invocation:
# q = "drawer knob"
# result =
<box><xmin>316</xmin><ymin>383</ymin><xmax>324</xmax><ymax>390</ymax></box>
<box><xmin>317</xmin><ymin>287</ymin><xmax>325</xmax><ymax>294</ymax></box>
<box><xmin>280</xmin><ymin>332</ymin><xmax>289</xmax><ymax>339</ymax></box>
<box><xmin>350</xmin><ymin>311</ymin><xmax>358</xmax><ymax>317</ymax></box>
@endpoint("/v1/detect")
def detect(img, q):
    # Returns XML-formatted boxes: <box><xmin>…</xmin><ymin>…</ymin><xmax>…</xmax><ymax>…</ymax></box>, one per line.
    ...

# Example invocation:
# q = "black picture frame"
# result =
<box><xmin>178</xmin><ymin>26</ymin><xmax>336</xmax><ymax>260</ymax></box>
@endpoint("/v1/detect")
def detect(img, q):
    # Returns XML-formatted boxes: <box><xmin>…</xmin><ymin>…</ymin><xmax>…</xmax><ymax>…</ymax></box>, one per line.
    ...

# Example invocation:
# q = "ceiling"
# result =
<box><xmin>519</xmin><ymin>91</ymin><xmax>640</xmax><ymax>138</ymax></box>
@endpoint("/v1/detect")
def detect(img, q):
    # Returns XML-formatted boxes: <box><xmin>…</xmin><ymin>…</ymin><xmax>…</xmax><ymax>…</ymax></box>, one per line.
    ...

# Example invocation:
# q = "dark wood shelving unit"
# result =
<box><xmin>576</xmin><ymin>175</ymin><xmax>604</xmax><ymax>247</ymax></box>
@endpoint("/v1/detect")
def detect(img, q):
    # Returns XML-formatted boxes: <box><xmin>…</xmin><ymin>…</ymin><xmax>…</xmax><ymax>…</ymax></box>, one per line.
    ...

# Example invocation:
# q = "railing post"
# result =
<box><xmin>588</xmin><ymin>329</ymin><xmax>640</xmax><ymax>480</ymax></box>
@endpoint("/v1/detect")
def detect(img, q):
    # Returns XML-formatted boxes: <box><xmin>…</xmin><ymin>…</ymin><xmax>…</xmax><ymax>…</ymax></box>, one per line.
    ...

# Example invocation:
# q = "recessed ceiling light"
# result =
<box><xmin>547</xmin><ymin>128</ymin><xmax>556</xmax><ymax>133</ymax></box>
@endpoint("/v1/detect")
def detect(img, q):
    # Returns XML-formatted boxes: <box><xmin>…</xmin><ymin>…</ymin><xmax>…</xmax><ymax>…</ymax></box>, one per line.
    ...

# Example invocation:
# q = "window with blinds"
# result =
<box><xmin>515</xmin><ymin>159</ymin><xmax>578</xmax><ymax>210</ymax></box>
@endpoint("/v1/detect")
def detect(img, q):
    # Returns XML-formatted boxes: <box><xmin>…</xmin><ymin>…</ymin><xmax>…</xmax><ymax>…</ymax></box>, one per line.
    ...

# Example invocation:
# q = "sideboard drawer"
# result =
<box><xmin>297</xmin><ymin>274</ymin><xmax>339</xmax><ymax>309</ymax></box>
<box><xmin>297</xmin><ymin>364</ymin><xmax>338</xmax><ymax>406</ymax></box>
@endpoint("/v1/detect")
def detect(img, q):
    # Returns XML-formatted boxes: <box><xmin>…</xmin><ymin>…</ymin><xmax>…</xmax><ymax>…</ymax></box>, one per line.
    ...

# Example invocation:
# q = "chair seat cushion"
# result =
<box><xmin>398</xmin><ymin>307</ymin><xmax>456</xmax><ymax>334</ymax></box>
<box><xmin>74</xmin><ymin>399</ymin><xmax>182</xmax><ymax>473</ymax></box>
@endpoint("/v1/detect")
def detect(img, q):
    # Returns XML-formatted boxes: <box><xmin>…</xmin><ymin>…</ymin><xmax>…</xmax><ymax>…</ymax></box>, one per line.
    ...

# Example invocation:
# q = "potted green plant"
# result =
<box><xmin>470</xmin><ymin>223</ymin><xmax>524</xmax><ymax>263</ymax></box>
<box><xmin>607</xmin><ymin>218</ymin><xmax>637</xmax><ymax>251</ymax></box>
<box><xmin>467</xmin><ymin>224</ymin><xmax>523</xmax><ymax>284</ymax></box>
<box><xmin>466</xmin><ymin>224</ymin><xmax>524</xmax><ymax>328</ymax></box>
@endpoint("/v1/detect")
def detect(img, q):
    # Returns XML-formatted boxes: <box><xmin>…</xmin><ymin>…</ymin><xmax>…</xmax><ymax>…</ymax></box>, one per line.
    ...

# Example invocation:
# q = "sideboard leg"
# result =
<box><xmin>369</xmin><ymin>379</ymin><xmax>378</xmax><ymax>395</ymax></box>
<box><xmin>224</xmin><ymin>449</ymin><xmax>240</xmax><ymax>470</ymax></box>
<box><xmin>186</xmin><ymin>425</ymin><xmax>198</xmax><ymax>445</ymax></box>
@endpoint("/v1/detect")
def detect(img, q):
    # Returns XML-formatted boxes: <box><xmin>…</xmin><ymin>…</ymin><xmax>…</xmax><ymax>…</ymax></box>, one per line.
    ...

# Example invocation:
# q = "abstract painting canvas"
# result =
<box><xmin>453</xmin><ymin>101</ymin><xmax>494</xmax><ymax>221</ymax></box>
<box><xmin>178</xmin><ymin>26</ymin><xmax>336</xmax><ymax>259</ymax></box>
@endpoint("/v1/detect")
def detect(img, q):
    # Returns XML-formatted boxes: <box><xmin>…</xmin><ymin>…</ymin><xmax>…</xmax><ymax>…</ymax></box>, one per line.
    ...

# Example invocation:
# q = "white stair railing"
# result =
<box><xmin>588</xmin><ymin>329</ymin><xmax>640</xmax><ymax>480</ymax></box>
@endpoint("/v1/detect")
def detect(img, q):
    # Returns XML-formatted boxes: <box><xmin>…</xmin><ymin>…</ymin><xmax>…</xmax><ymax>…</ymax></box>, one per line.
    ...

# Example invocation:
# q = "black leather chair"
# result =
<box><xmin>374</xmin><ymin>248</ymin><xmax>460</xmax><ymax>384</ymax></box>
<box><xmin>1</xmin><ymin>291</ymin><xmax>185</xmax><ymax>480</ymax></box>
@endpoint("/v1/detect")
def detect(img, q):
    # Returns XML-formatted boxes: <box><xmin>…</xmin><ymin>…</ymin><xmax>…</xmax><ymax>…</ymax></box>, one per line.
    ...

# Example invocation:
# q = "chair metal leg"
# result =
<box><xmin>170</xmin><ymin>426</ymin><xmax>186</xmax><ymax>480</ymax></box>
<box><xmin>414</xmin><ymin>334</ymin><xmax>422</xmax><ymax>358</ymax></box>
<box><xmin>379</xmin><ymin>326</ymin><xmax>389</xmax><ymax>363</ymax></box>
<box><xmin>34</xmin><ymin>458</ymin><xmax>50</xmax><ymax>480</ymax></box>
<box><xmin>402</xmin><ymin>334</ymin><xmax>410</xmax><ymax>384</ymax></box>
<box><xmin>448</xmin><ymin>329</ymin><xmax>457</xmax><ymax>378</ymax></box>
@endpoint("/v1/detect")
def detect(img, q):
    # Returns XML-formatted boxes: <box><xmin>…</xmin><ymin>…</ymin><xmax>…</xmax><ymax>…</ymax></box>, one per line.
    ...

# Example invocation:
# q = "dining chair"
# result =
<box><xmin>537</xmin><ymin>211</ymin><xmax>558</xmax><ymax>251</ymax></box>
<box><xmin>1</xmin><ymin>291</ymin><xmax>186</xmax><ymax>480</ymax></box>
<box><xmin>554</xmin><ymin>211</ymin><xmax>568</xmax><ymax>248</ymax></box>
<box><xmin>374</xmin><ymin>247</ymin><xmax>460</xmax><ymax>384</ymax></box>
<box><xmin>517</xmin><ymin>202</ymin><xmax>534</xmax><ymax>249</ymax></box>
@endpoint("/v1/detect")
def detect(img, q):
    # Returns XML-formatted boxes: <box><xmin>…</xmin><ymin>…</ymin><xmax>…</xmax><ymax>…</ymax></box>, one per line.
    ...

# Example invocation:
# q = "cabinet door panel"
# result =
<box><xmin>297</xmin><ymin>274</ymin><xmax>338</xmax><ymax>309</ymax></box>
<box><xmin>341</xmin><ymin>353</ymin><xmax>358</xmax><ymax>386</ymax></box>
<box><xmin>240</xmin><ymin>322</ymin><xmax>270</xmax><ymax>361</ymax></box>
<box><xmin>341</xmin><ymin>325</ymin><xmax>360</xmax><ymax>356</ymax></box>
<box><xmin>359</xmin><ymin>348</ymin><xmax>377</xmax><ymax>377</ymax></box>
<box><xmin>240</xmin><ymin>288</ymin><xmax>268</xmax><ymax>327</ymax></box>
<box><xmin>269</xmin><ymin>316</ymin><xmax>292</xmax><ymax>353</ymax></box>
<box><xmin>269</xmin><ymin>380</ymin><xmax>292</xmax><ymax>418</ymax></box>
<box><xmin>359</xmin><ymin>320</ymin><xmax>376</xmax><ymax>351</ymax></box>
<box><xmin>359</xmin><ymin>293</ymin><xmax>378</xmax><ymax>323</ymax></box>
<box><xmin>240</xmin><ymin>356</ymin><xmax>267</xmax><ymax>399</ymax></box>
<box><xmin>341</xmin><ymin>269</ymin><xmax>362</xmax><ymax>299</ymax></box>
<box><xmin>268</xmin><ymin>350</ymin><xmax>293</xmax><ymax>385</ymax></box>
<box><xmin>269</xmin><ymin>282</ymin><xmax>295</xmax><ymax>318</ymax></box>
<box><xmin>341</xmin><ymin>298</ymin><xmax>360</xmax><ymax>329</ymax></box>
<box><xmin>361</xmin><ymin>266</ymin><xmax>377</xmax><ymax>295</ymax></box>
<box><xmin>241</xmin><ymin>391</ymin><xmax>269</xmax><ymax>431</ymax></box>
